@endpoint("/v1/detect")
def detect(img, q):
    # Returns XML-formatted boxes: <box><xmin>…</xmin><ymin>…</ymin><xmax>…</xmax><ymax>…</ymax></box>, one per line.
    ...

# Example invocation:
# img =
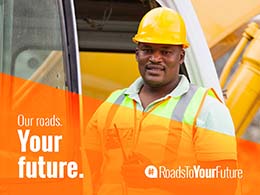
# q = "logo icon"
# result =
<box><xmin>144</xmin><ymin>165</ymin><xmax>158</xmax><ymax>178</ymax></box>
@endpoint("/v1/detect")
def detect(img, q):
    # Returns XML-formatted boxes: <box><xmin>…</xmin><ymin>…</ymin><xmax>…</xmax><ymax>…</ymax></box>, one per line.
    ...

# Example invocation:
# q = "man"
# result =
<box><xmin>84</xmin><ymin>7</ymin><xmax>238</xmax><ymax>195</ymax></box>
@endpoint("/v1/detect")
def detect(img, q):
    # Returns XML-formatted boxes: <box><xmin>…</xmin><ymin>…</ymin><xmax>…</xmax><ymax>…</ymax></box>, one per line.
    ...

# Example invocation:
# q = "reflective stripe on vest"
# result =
<box><xmin>171</xmin><ymin>84</ymin><xmax>198</xmax><ymax>123</ymax></box>
<box><xmin>105</xmin><ymin>84</ymin><xmax>210</xmax><ymax>125</ymax></box>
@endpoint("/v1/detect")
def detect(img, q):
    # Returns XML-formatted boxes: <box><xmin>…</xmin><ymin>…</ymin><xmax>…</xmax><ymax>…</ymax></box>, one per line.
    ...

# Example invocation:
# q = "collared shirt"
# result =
<box><xmin>124</xmin><ymin>75</ymin><xmax>235</xmax><ymax>137</ymax></box>
<box><xmin>125</xmin><ymin>75</ymin><xmax>189</xmax><ymax>112</ymax></box>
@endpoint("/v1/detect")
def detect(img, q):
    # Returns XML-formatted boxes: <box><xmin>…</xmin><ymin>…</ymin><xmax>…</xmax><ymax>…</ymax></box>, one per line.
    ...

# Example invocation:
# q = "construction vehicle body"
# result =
<box><xmin>0</xmin><ymin>0</ymin><xmax>259</xmax><ymax>194</ymax></box>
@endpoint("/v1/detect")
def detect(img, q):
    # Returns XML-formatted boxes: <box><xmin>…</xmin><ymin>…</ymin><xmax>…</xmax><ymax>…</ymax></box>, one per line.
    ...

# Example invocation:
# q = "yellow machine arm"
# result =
<box><xmin>220</xmin><ymin>23</ymin><xmax>260</xmax><ymax>136</ymax></box>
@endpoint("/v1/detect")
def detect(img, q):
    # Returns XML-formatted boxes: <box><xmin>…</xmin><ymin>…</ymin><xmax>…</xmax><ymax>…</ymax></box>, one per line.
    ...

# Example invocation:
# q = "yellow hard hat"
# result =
<box><xmin>132</xmin><ymin>7</ymin><xmax>189</xmax><ymax>48</ymax></box>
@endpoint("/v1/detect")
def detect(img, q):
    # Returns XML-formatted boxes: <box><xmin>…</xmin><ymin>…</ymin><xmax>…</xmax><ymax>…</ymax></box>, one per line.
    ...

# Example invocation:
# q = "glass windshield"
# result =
<box><xmin>0</xmin><ymin>0</ymin><xmax>66</xmax><ymax>89</ymax></box>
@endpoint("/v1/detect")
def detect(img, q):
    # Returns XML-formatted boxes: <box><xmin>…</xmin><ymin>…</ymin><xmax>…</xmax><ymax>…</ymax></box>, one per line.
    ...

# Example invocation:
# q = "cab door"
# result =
<box><xmin>0</xmin><ymin>0</ymin><xmax>82</xmax><ymax>194</ymax></box>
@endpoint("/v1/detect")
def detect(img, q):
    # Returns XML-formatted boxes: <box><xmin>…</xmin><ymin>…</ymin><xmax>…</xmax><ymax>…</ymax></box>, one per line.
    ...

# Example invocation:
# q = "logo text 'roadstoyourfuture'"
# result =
<box><xmin>144</xmin><ymin>165</ymin><xmax>243</xmax><ymax>179</ymax></box>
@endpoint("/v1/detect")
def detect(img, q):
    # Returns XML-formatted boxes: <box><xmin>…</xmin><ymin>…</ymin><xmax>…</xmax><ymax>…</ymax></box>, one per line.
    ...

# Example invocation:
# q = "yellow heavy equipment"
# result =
<box><xmin>220</xmin><ymin>23</ymin><xmax>260</xmax><ymax>136</ymax></box>
<box><xmin>1</xmin><ymin>1</ymin><xmax>259</xmax><ymax>194</ymax></box>
<box><xmin>77</xmin><ymin>0</ymin><xmax>260</xmax><ymax>137</ymax></box>
<box><xmin>190</xmin><ymin>0</ymin><xmax>260</xmax><ymax>137</ymax></box>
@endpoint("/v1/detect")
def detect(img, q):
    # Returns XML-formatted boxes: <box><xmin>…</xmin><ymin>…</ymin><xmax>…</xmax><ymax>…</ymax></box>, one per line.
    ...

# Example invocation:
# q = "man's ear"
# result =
<box><xmin>179</xmin><ymin>49</ymin><xmax>185</xmax><ymax>65</ymax></box>
<box><xmin>135</xmin><ymin>48</ymin><xmax>139</xmax><ymax>54</ymax></box>
<box><xmin>135</xmin><ymin>48</ymin><xmax>139</xmax><ymax>61</ymax></box>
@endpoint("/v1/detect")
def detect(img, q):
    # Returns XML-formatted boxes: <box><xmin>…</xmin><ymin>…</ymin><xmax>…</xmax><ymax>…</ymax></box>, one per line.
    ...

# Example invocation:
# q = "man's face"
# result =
<box><xmin>136</xmin><ymin>42</ymin><xmax>185</xmax><ymax>88</ymax></box>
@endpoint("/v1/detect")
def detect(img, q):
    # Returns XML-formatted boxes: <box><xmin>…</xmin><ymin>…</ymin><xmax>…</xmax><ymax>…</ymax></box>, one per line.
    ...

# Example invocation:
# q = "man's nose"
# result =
<box><xmin>149</xmin><ymin>50</ymin><xmax>162</xmax><ymax>63</ymax></box>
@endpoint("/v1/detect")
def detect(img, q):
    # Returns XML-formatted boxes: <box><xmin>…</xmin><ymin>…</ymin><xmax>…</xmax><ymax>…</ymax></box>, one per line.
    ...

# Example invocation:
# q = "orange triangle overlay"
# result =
<box><xmin>0</xmin><ymin>73</ymin><xmax>259</xmax><ymax>195</ymax></box>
